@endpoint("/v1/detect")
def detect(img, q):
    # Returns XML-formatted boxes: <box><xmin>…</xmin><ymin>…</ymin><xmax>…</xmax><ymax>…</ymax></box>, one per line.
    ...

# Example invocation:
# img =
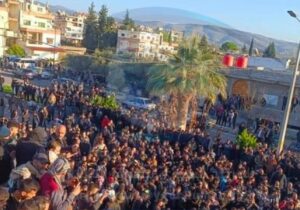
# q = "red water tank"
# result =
<box><xmin>235</xmin><ymin>56</ymin><xmax>248</xmax><ymax>69</ymax></box>
<box><xmin>222</xmin><ymin>54</ymin><xmax>234</xmax><ymax>67</ymax></box>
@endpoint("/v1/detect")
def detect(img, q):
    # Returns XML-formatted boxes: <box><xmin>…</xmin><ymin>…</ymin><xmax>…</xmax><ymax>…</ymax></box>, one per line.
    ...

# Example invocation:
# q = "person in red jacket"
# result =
<box><xmin>40</xmin><ymin>157</ymin><xmax>81</xmax><ymax>210</ymax></box>
<box><xmin>101</xmin><ymin>115</ymin><xmax>110</xmax><ymax>128</ymax></box>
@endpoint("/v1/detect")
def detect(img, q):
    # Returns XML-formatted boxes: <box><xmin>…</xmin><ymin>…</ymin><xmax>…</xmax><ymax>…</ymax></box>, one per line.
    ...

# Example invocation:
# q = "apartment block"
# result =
<box><xmin>54</xmin><ymin>11</ymin><xmax>85</xmax><ymax>47</ymax></box>
<box><xmin>19</xmin><ymin>0</ymin><xmax>62</xmax><ymax>59</ymax></box>
<box><xmin>0</xmin><ymin>0</ymin><xmax>62</xmax><ymax>59</ymax></box>
<box><xmin>117</xmin><ymin>29</ymin><xmax>178</xmax><ymax>61</ymax></box>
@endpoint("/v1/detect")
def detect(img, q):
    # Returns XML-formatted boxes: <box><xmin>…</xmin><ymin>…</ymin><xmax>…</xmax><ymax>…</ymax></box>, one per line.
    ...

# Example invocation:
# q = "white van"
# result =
<box><xmin>16</xmin><ymin>58</ymin><xmax>36</xmax><ymax>69</ymax></box>
<box><xmin>122</xmin><ymin>97</ymin><xmax>156</xmax><ymax>110</ymax></box>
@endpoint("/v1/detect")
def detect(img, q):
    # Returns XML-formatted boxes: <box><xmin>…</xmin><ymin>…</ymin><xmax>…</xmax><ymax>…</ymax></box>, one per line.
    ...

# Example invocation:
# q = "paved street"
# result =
<box><xmin>0</xmin><ymin>69</ymin><xmax>52</xmax><ymax>87</ymax></box>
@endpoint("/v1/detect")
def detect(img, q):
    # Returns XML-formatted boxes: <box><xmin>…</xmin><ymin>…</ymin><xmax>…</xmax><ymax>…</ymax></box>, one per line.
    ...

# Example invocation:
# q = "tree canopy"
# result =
<box><xmin>83</xmin><ymin>3</ymin><xmax>117</xmax><ymax>51</ymax></box>
<box><xmin>147</xmin><ymin>36</ymin><xmax>226</xmax><ymax>130</ymax></box>
<box><xmin>7</xmin><ymin>44</ymin><xmax>26</xmax><ymax>57</ymax></box>
<box><xmin>263</xmin><ymin>42</ymin><xmax>276</xmax><ymax>58</ymax></box>
<box><xmin>121</xmin><ymin>9</ymin><xmax>135</xmax><ymax>30</ymax></box>
<box><xmin>249</xmin><ymin>38</ymin><xmax>254</xmax><ymax>56</ymax></box>
<box><xmin>220</xmin><ymin>41</ymin><xmax>239</xmax><ymax>52</ymax></box>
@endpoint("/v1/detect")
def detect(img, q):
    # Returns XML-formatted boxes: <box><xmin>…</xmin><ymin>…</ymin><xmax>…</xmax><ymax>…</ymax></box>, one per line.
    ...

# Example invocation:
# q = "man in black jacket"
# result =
<box><xmin>15</xmin><ymin>127</ymin><xmax>47</xmax><ymax>166</ymax></box>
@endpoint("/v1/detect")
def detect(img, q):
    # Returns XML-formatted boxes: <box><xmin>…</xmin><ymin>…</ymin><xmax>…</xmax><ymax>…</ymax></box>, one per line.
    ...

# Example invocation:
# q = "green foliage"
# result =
<box><xmin>199</xmin><ymin>35</ymin><xmax>209</xmax><ymax>49</ymax></box>
<box><xmin>3</xmin><ymin>85</ymin><xmax>13</xmax><ymax>94</ymax></box>
<box><xmin>97</xmin><ymin>5</ymin><xmax>117</xmax><ymax>49</ymax></box>
<box><xmin>121</xmin><ymin>9</ymin><xmax>135</xmax><ymax>30</ymax></box>
<box><xmin>90</xmin><ymin>95</ymin><xmax>119</xmax><ymax>110</ymax></box>
<box><xmin>64</xmin><ymin>55</ymin><xmax>93</xmax><ymax>71</ymax></box>
<box><xmin>236</xmin><ymin>129</ymin><xmax>257</xmax><ymax>149</ymax></box>
<box><xmin>249</xmin><ymin>38</ymin><xmax>254</xmax><ymax>56</ymax></box>
<box><xmin>263</xmin><ymin>42</ymin><xmax>276</xmax><ymax>58</ymax></box>
<box><xmin>7</xmin><ymin>44</ymin><xmax>26</xmax><ymax>57</ymax></box>
<box><xmin>220</xmin><ymin>42</ymin><xmax>239</xmax><ymax>52</ymax></box>
<box><xmin>83</xmin><ymin>2</ymin><xmax>98</xmax><ymax>51</ymax></box>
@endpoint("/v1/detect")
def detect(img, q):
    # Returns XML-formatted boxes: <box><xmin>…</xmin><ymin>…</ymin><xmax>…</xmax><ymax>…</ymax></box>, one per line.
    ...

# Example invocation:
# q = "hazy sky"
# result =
<box><xmin>48</xmin><ymin>0</ymin><xmax>300</xmax><ymax>43</ymax></box>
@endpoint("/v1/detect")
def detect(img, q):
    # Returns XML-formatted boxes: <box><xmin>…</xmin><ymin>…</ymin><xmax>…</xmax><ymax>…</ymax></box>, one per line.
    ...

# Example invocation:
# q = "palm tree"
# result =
<box><xmin>147</xmin><ymin>36</ymin><xmax>226</xmax><ymax>130</ymax></box>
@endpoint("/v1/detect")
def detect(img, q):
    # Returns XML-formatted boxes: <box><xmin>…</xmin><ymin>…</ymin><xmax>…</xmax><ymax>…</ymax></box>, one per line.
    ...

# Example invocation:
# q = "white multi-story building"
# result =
<box><xmin>116</xmin><ymin>29</ymin><xmax>179</xmax><ymax>61</ymax></box>
<box><xmin>0</xmin><ymin>1</ymin><xmax>9</xmax><ymax>58</ymax></box>
<box><xmin>55</xmin><ymin>11</ymin><xmax>85</xmax><ymax>46</ymax></box>
<box><xmin>19</xmin><ymin>0</ymin><xmax>61</xmax><ymax>59</ymax></box>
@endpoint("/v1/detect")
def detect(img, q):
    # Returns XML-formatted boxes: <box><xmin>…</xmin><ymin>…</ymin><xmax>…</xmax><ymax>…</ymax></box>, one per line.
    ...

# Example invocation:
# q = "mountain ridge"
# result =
<box><xmin>45</xmin><ymin>5</ymin><xmax>297</xmax><ymax>57</ymax></box>
<box><xmin>138</xmin><ymin>21</ymin><xmax>297</xmax><ymax>57</ymax></box>
<box><xmin>112</xmin><ymin>7</ymin><xmax>232</xmax><ymax>28</ymax></box>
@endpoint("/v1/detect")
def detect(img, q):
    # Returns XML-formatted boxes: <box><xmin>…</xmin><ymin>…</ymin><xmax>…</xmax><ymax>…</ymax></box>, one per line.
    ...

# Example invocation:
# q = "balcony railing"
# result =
<box><xmin>7</xmin><ymin>0</ymin><xmax>19</xmax><ymax>5</ymax></box>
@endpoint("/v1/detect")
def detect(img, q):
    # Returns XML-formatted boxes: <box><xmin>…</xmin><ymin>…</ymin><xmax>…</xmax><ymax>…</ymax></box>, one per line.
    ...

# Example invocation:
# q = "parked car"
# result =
<box><xmin>16</xmin><ymin>58</ymin><xmax>36</xmax><ymax>69</ymax></box>
<box><xmin>52</xmin><ymin>77</ymin><xmax>77</xmax><ymax>85</ymax></box>
<box><xmin>14</xmin><ymin>69</ymin><xmax>38</xmax><ymax>80</ymax></box>
<box><xmin>122</xmin><ymin>97</ymin><xmax>156</xmax><ymax>110</ymax></box>
<box><xmin>40</xmin><ymin>71</ymin><xmax>53</xmax><ymax>79</ymax></box>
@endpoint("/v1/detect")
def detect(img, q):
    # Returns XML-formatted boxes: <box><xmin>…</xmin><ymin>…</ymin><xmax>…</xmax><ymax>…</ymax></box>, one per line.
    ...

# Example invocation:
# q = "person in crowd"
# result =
<box><xmin>15</xmin><ymin>127</ymin><xmax>48</xmax><ymax>166</ymax></box>
<box><xmin>6</xmin><ymin>178</ymin><xmax>40</xmax><ymax>210</ymax></box>
<box><xmin>17</xmin><ymin>195</ymin><xmax>50</xmax><ymax>210</ymax></box>
<box><xmin>40</xmin><ymin>157</ymin><xmax>81</xmax><ymax>210</ymax></box>
<box><xmin>0</xmin><ymin>78</ymin><xmax>297</xmax><ymax>210</ymax></box>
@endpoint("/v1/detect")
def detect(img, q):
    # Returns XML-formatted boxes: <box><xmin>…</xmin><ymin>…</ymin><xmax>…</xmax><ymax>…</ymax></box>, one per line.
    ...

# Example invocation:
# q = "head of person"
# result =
<box><xmin>29</xmin><ymin>127</ymin><xmax>48</xmax><ymax>146</ymax></box>
<box><xmin>0</xmin><ymin>187</ymin><xmax>9</xmax><ymax>210</ymax></box>
<box><xmin>48</xmin><ymin>157</ymin><xmax>70</xmax><ymax>181</ymax></box>
<box><xmin>48</xmin><ymin>140</ymin><xmax>61</xmax><ymax>155</ymax></box>
<box><xmin>17</xmin><ymin>196</ymin><xmax>50</xmax><ymax>210</ymax></box>
<box><xmin>7</xmin><ymin>121</ymin><xmax>20</xmax><ymax>138</ymax></box>
<box><xmin>32</xmin><ymin>153</ymin><xmax>49</xmax><ymax>171</ymax></box>
<box><xmin>13</xmin><ymin>178</ymin><xmax>40</xmax><ymax>201</ymax></box>
<box><xmin>0</xmin><ymin>125</ymin><xmax>11</xmax><ymax>144</ymax></box>
<box><xmin>55</xmin><ymin>125</ymin><xmax>66</xmax><ymax>140</ymax></box>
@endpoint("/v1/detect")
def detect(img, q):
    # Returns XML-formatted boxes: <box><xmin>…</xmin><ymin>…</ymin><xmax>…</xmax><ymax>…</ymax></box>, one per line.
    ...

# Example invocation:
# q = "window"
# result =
<box><xmin>38</xmin><ymin>22</ymin><xmax>46</xmax><ymax>28</ymax></box>
<box><xmin>47</xmin><ymin>38</ymin><xmax>54</xmax><ymax>45</ymax></box>
<box><xmin>23</xmin><ymin>20</ymin><xmax>31</xmax><ymax>26</ymax></box>
<box><xmin>37</xmin><ymin>7</ymin><xmax>43</xmax><ymax>12</ymax></box>
<box><xmin>133</xmin><ymin>35</ymin><xmax>137</xmax><ymax>38</ymax></box>
<box><xmin>121</xmin><ymin>33</ymin><xmax>125</xmax><ymax>37</ymax></box>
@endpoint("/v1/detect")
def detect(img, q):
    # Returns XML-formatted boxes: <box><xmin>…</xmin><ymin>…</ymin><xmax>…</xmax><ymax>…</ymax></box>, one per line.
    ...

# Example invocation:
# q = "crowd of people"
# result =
<box><xmin>0</xmin><ymin>78</ymin><xmax>299</xmax><ymax>210</ymax></box>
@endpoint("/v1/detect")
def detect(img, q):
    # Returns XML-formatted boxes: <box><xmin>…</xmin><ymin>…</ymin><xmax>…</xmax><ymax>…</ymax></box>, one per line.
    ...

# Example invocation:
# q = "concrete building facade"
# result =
<box><xmin>19</xmin><ymin>0</ymin><xmax>61</xmax><ymax>59</ymax></box>
<box><xmin>0</xmin><ymin>0</ymin><xmax>62</xmax><ymax>59</ymax></box>
<box><xmin>223</xmin><ymin>68</ymin><xmax>300</xmax><ymax>127</ymax></box>
<box><xmin>54</xmin><ymin>11</ymin><xmax>85</xmax><ymax>46</ymax></box>
<box><xmin>0</xmin><ymin>1</ymin><xmax>9</xmax><ymax>58</ymax></box>
<box><xmin>116</xmin><ymin>29</ymin><xmax>178</xmax><ymax>61</ymax></box>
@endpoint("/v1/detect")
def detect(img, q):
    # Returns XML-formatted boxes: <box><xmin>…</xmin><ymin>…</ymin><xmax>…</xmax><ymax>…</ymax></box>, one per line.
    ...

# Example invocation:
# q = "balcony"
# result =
<box><xmin>8</xmin><ymin>0</ymin><xmax>19</xmax><ymax>5</ymax></box>
<box><xmin>5</xmin><ymin>30</ymin><xmax>18</xmax><ymax>38</ymax></box>
<box><xmin>23</xmin><ymin>11</ymin><xmax>54</xmax><ymax>20</ymax></box>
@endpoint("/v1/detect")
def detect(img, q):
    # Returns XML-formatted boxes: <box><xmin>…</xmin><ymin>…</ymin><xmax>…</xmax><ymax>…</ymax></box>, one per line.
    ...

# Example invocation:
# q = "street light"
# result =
<box><xmin>277</xmin><ymin>10</ymin><xmax>300</xmax><ymax>155</ymax></box>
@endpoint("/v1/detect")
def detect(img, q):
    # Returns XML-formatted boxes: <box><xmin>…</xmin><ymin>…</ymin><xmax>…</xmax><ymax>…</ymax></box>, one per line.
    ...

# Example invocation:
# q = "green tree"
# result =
<box><xmin>220</xmin><ymin>41</ymin><xmax>239</xmax><ymax>52</ymax></box>
<box><xmin>83</xmin><ymin>2</ymin><xmax>98</xmax><ymax>51</ymax></box>
<box><xmin>241</xmin><ymin>44</ymin><xmax>247</xmax><ymax>54</ymax></box>
<box><xmin>147</xmin><ymin>37</ymin><xmax>226</xmax><ymax>130</ymax></box>
<box><xmin>249</xmin><ymin>38</ymin><xmax>254</xmax><ymax>56</ymax></box>
<box><xmin>199</xmin><ymin>35</ymin><xmax>208</xmax><ymax>48</ymax></box>
<box><xmin>168</xmin><ymin>31</ymin><xmax>172</xmax><ymax>45</ymax></box>
<box><xmin>122</xmin><ymin>9</ymin><xmax>135</xmax><ymax>30</ymax></box>
<box><xmin>236</xmin><ymin>129</ymin><xmax>257</xmax><ymax>149</ymax></box>
<box><xmin>7</xmin><ymin>44</ymin><xmax>26</xmax><ymax>57</ymax></box>
<box><xmin>97</xmin><ymin>5</ymin><xmax>108</xmax><ymax>49</ymax></box>
<box><xmin>263</xmin><ymin>42</ymin><xmax>276</xmax><ymax>58</ymax></box>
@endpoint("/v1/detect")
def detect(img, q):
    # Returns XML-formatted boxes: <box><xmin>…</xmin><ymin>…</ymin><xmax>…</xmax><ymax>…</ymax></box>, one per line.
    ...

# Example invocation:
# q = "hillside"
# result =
<box><xmin>138</xmin><ymin>21</ymin><xmax>297</xmax><ymax>57</ymax></box>
<box><xmin>113</xmin><ymin>7</ymin><xmax>231</xmax><ymax>28</ymax></box>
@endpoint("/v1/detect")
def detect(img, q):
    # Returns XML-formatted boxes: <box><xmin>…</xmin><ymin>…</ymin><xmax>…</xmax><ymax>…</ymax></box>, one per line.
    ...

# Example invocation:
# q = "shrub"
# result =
<box><xmin>3</xmin><ymin>85</ymin><xmax>13</xmax><ymax>94</ymax></box>
<box><xmin>236</xmin><ymin>129</ymin><xmax>257</xmax><ymax>149</ymax></box>
<box><xmin>7</xmin><ymin>44</ymin><xmax>26</xmax><ymax>57</ymax></box>
<box><xmin>90</xmin><ymin>95</ymin><xmax>119</xmax><ymax>110</ymax></box>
